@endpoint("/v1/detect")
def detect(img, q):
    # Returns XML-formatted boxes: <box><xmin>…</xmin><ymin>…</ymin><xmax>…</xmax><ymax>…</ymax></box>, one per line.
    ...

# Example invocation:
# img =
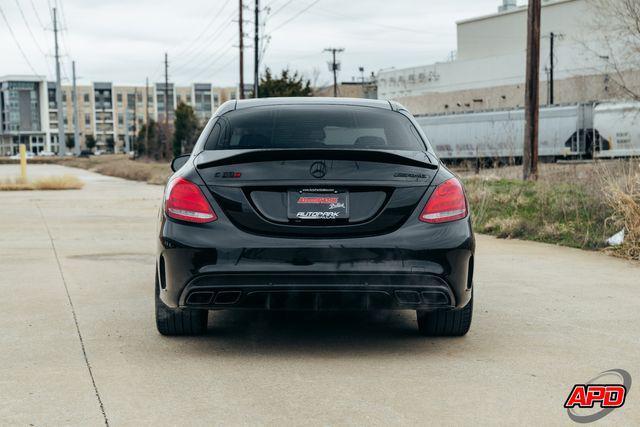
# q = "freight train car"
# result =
<box><xmin>415</xmin><ymin>103</ymin><xmax>607</xmax><ymax>161</ymax></box>
<box><xmin>593</xmin><ymin>102</ymin><xmax>640</xmax><ymax>158</ymax></box>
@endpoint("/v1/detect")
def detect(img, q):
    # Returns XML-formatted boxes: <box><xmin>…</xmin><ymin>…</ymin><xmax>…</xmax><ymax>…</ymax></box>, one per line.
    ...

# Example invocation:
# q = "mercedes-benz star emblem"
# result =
<box><xmin>309</xmin><ymin>161</ymin><xmax>327</xmax><ymax>179</ymax></box>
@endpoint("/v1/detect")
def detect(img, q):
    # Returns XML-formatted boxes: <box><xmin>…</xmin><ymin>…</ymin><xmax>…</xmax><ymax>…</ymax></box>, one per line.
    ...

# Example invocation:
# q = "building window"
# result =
<box><xmin>116</xmin><ymin>93</ymin><xmax>123</xmax><ymax>107</ymax></box>
<box><xmin>117</xmin><ymin>113</ymin><xmax>123</xmax><ymax>125</ymax></box>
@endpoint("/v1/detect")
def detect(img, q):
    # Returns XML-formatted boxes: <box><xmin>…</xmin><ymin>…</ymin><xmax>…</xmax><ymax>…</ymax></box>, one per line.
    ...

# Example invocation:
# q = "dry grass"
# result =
<box><xmin>465</xmin><ymin>175</ymin><xmax>614</xmax><ymax>249</ymax></box>
<box><xmin>597</xmin><ymin>160</ymin><xmax>640</xmax><ymax>260</ymax></box>
<box><xmin>0</xmin><ymin>175</ymin><xmax>84</xmax><ymax>191</ymax></box>
<box><xmin>59</xmin><ymin>155</ymin><xmax>171</xmax><ymax>185</ymax></box>
<box><xmin>0</xmin><ymin>177</ymin><xmax>32</xmax><ymax>191</ymax></box>
<box><xmin>462</xmin><ymin>159</ymin><xmax>640</xmax><ymax>257</ymax></box>
<box><xmin>0</xmin><ymin>154</ymin><xmax>171</xmax><ymax>185</ymax></box>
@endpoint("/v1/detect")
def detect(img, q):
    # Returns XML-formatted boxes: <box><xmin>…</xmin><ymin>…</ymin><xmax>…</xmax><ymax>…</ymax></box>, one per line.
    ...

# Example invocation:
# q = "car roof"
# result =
<box><xmin>232</xmin><ymin>97</ymin><xmax>395</xmax><ymax>111</ymax></box>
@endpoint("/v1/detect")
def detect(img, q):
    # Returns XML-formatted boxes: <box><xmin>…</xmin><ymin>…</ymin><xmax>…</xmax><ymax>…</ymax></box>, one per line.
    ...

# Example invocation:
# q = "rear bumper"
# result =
<box><xmin>157</xmin><ymin>216</ymin><xmax>474</xmax><ymax>311</ymax></box>
<box><xmin>179</xmin><ymin>274</ymin><xmax>455</xmax><ymax>310</ymax></box>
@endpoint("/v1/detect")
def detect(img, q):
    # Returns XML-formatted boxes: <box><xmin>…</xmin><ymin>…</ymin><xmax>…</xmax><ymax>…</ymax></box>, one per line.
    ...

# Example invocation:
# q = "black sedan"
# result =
<box><xmin>156</xmin><ymin>97</ymin><xmax>474</xmax><ymax>336</ymax></box>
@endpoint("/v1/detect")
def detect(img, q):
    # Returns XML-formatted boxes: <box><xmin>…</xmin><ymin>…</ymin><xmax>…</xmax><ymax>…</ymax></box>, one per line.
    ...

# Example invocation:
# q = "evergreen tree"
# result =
<box><xmin>258</xmin><ymin>68</ymin><xmax>312</xmax><ymax>98</ymax></box>
<box><xmin>172</xmin><ymin>102</ymin><xmax>199</xmax><ymax>157</ymax></box>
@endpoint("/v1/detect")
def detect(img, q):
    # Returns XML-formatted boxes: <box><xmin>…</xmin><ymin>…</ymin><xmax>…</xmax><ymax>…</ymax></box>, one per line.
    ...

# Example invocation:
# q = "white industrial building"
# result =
<box><xmin>378</xmin><ymin>0</ymin><xmax>633</xmax><ymax>115</ymax></box>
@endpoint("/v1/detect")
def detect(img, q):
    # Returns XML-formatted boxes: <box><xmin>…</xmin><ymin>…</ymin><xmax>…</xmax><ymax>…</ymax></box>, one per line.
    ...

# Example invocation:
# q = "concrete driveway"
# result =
<box><xmin>1</xmin><ymin>164</ymin><xmax>639</xmax><ymax>425</ymax></box>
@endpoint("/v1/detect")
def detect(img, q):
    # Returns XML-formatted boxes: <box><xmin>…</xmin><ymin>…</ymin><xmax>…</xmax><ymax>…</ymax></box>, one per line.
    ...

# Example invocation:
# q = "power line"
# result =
<box><xmin>29</xmin><ymin>0</ymin><xmax>46</xmax><ymax>29</ymax></box>
<box><xmin>56</xmin><ymin>0</ymin><xmax>68</xmax><ymax>32</ymax></box>
<box><xmin>13</xmin><ymin>0</ymin><xmax>50</xmax><ymax>76</ymax></box>
<box><xmin>269</xmin><ymin>0</ymin><xmax>294</xmax><ymax>18</ymax></box>
<box><xmin>171</xmin><ymin>9</ymin><xmax>237</xmax><ymax>69</ymax></box>
<box><xmin>172</xmin><ymin>17</ymin><xmax>236</xmax><ymax>72</ymax></box>
<box><xmin>179</xmin><ymin>34</ymin><xmax>236</xmax><ymax>80</ymax></box>
<box><xmin>268</xmin><ymin>0</ymin><xmax>320</xmax><ymax>33</ymax></box>
<box><xmin>209</xmin><ymin>55</ymin><xmax>237</xmax><ymax>77</ymax></box>
<box><xmin>46</xmin><ymin>0</ymin><xmax>53</xmax><ymax>21</ymax></box>
<box><xmin>176</xmin><ymin>32</ymin><xmax>237</xmax><ymax>76</ymax></box>
<box><xmin>0</xmin><ymin>4</ymin><xmax>40</xmax><ymax>74</ymax></box>
<box><xmin>310</xmin><ymin>7</ymin><xmax>441</xmax><ymax>36</ymax></box>
<box><xmin>150</xmin><ymin>61</ymin><xmax>165</xmax><ymax>84</ymax></box>
<box><xmin>187</xmin><ymin>45</ymin><xmax>235</xmax><ymax>81</ymax></box>
<box><xmin>171</xmin><ymin>0</ymin><xmax>234</xmax><ymax>60</ymax></box>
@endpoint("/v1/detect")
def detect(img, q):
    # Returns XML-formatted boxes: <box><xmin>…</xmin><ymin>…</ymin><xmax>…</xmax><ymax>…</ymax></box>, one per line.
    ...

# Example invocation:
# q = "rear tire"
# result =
<box><xmin>155</xmin><ymin>274</ymin><xmax>208</xmax><ymax>336</ymax></box>
<box><xmin>417</xmin><ymin>293</ymin><xmax>473</xmax><ymax>337</ymax></box>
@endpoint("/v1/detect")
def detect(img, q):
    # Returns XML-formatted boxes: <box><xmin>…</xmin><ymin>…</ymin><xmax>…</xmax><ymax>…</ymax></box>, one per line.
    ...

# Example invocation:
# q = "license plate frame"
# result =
<box><xmin>287</xmin><ymin>190</ymin><xmax>349</xmax><ymax>220</ymax></box>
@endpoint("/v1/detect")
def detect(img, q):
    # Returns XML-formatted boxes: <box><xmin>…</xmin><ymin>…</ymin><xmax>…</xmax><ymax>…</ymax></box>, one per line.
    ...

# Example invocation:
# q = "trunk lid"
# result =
<box><xmin>195</xmin><ymin>149</ymin><xmax>438</xmax><ymax>237</ymax></box>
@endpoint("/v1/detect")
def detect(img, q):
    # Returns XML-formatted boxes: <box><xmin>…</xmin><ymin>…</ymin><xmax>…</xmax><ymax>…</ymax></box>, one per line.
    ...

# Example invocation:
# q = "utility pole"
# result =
<box><xmin>324</xmin><ymin>48</ymin><xmax>344</xmax><ymax>97</ymax></box>
<box><xmin>144</xmin><ymin>77</ymin><xmax>149</xmax><ymax>154</ymax></box>
<box><xmin>164</xmin><ymin>53</ymin><xmax>171</xmax><ymax>158</ymax></box>
<box><xmin>72</xmin><ymin>61</ymin><xmax>80</xmax><ymax>155</ymax></box>
<box><xmin>549</xmin><ymin>32</ymin><xmax>555</xmax><ymax>105</ymax></box>
<box><xmin>124</xmin><ymin>106</ymin><xmax>130</xmax><ymax>154</ymax></box>
<box><xmin>133</xmin><ymin>88</ymin><xmax>138</xmax><ymax>148</ymax></box>
<box><xmin>239</xmin><ymin>0</ymin><xmax>245</xmax><ymax>99</ymax></box>
<box><xmin>164</xmin><ymin>53</ymin><xmax>169</xmax><ymax>129</ymax></box>
<box><xmin>53</xmin><ymin>7</ymin><xmax>65</xmax><ymax>156</ymax></box>
<box><xmin>523</xmin><ymin>0</ymin><xmax>541</xmax><ymax>181</ymax></box>
<box><xmin>254</xmin><ymin>0</ymin><xmax>259</xmax><ymax>98</ymax></box>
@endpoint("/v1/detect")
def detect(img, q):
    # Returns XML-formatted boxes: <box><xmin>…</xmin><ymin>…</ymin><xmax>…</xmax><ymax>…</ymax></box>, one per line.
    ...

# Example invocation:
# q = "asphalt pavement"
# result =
<box><xmin>1</xmin><ymin>164</ymin><xmax>639</xmax><ymax>425</ymax></box>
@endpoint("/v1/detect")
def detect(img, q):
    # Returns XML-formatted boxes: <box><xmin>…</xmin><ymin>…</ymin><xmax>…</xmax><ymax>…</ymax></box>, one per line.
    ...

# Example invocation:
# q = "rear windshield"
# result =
<box><xmin>204</xmin><ymin>105</ymin><xmax>426</xmax><ymax>151</ymax></box>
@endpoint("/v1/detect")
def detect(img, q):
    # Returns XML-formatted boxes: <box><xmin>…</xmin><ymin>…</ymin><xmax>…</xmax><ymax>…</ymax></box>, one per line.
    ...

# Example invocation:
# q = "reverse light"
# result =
<box><xmin>165</xmin><ymin>177</ymin><xmax>217</xmax><ymax>223</ymax></box>
<box><xmin>419</xmin><ymin>178</ymin><xmax>468</xmax><ymax>224</ymax></box>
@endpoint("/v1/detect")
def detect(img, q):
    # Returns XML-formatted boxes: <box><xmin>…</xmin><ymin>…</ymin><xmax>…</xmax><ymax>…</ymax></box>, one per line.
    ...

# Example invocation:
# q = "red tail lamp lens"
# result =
<box><xmin>420</xmin><ymin>178</ymin><xmax>467</xmax><ymax>224</ymax></box>
<box><xmin>165</xmin><ymin>177</ymin><xmax>217</xmax><ymax>223</ymax></box>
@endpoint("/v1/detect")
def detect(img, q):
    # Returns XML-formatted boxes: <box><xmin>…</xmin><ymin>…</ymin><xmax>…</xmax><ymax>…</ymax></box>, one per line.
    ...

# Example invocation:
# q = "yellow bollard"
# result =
<box><xmin>19</xmin><ymin>144</ymin><xmax>27</xmax><ymax>181</ymax></box>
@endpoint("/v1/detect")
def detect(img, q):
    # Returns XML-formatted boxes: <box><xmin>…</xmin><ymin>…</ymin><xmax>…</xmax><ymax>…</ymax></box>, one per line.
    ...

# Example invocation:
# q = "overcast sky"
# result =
<box><xmin>1</xmin><ymin>0</ymin><xmax>505</xmax><ymax>87</ymax></box>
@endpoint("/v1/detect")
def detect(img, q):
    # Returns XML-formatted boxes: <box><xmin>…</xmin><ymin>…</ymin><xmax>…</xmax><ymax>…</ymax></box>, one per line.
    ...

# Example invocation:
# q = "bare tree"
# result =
<box><xmin>310</xmin><ymin>66</ymin><xmax>321</xmax><ymax>89</ymax></box>
<box><xmin>589</xmin><ymin>0</ymin><xmax>640</xmax><ymax>100</ymax></box>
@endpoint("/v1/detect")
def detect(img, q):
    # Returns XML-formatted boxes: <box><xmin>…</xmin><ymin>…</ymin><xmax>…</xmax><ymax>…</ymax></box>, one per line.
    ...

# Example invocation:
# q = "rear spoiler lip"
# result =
<box><xmin>195</xmin><ymin>149</ymin><xmax>438</xmax><ymax>170</ymax></box>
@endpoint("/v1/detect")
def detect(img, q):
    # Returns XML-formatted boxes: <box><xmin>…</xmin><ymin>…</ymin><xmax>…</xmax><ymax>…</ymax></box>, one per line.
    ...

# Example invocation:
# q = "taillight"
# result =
<box><xmin>419</xmin><ymin>178</ymin><xmax>467</xmax><ymax>224</ymax></box>
<box><xmin>165</xmin><ymin>177</ymin><xmax>217</xmax><ymax>223</ymax></box>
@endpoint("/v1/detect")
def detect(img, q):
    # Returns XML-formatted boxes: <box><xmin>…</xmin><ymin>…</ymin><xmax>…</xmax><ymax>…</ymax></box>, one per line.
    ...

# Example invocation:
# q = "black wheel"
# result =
<box><xmin>155</xmin><ymin>273</ymin><xmax>208</xmax><ymax>336</ymax></box>
<box><xmin>417</xmin><ymin>293</ymin><xmax>473</xmax><ymax>337</ymax></box>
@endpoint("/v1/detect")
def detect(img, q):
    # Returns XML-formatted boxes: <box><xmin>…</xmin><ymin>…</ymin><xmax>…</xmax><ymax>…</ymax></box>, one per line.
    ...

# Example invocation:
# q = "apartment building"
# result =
<box><xmin>0</xmin><ymin>75</ymin><xmax>236</xmax><ymax>155</ymax></box>
<box><xmin>0</xmin><ymin>76</ymin><xmax>50</xmax><ymax>156</ymax></box>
